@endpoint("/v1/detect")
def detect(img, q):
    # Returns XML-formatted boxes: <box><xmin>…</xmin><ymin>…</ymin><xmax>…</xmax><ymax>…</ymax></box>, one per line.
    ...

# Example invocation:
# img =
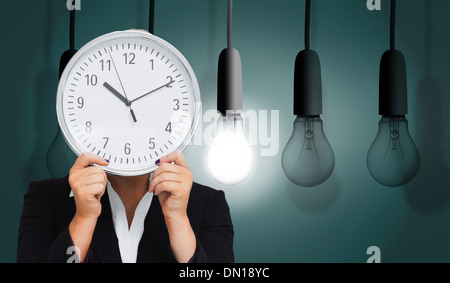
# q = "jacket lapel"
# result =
<box><xmin>91</xmin><ymin>190</ymin><xmax>122</xmax><ymax>263</ymax></box>
<box><xmin>136</xmin><ymin>196</ymin><xmax>171</xmax><ymax>263</ymax></box>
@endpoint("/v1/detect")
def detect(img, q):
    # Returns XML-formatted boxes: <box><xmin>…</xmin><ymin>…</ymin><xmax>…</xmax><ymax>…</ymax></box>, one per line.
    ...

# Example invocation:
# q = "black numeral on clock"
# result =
<box><xmin>173</xmin><ymin>99</ymin><xmax>180</xmax><ymax>111</ymax></box>
<box><xmin>85</xmin><ymin>74</ymin><xmax>98</xmax><ymax>86</ymax></box>
<box><xmin>77</xmin><ymin>97</ymin><xmax>84</xmax><ymax>109</ymax></box>
<box><xmin>85</xmin><ymin>121</ymin><xmax>92</xmax><ymax>133</ymax></box>
<box><xmin>149</xmin><ymin>138</ymin><xmax>156</xmax><ymax>149</ymax></box>
<box><xmin>165</xmin><ymin>122</ymin><xmax>172</xmax><ymax>134</ymax></box>
<box><xmin>149</xmin><ymin>59</ymin><xmax>154</xmax><ymax>70</ymax></box>
<box><xmin>100</xmin><ymin>60</ymin><xmax>111</xmax><ymax>71</ymax></box>
<box><xmin>103</xmin><ymin>137</ymin><xmax>109</xmax><ymax>149</ymax></box>
<box><xmin>123</xmin><ymin>53</ymin><xmax>136</xmax><ymax>65</ymax></box>
<box><xmin>124</xmin><ymin>143</ymin><xmax>131</xmax><ymax>155</ymax></box>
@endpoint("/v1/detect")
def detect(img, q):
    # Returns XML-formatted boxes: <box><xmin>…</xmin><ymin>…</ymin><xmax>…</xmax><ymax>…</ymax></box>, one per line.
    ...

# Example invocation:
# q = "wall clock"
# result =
<box><xmin>56</xmin><ymin>30</ymin><xmax>201</xmax><ymax>176</ymax></box>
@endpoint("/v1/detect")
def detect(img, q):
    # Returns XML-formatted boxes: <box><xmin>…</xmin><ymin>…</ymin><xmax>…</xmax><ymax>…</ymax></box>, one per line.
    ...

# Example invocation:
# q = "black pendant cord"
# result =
<box><xmin>390</xmin><ymin>0</ymin><xmax>396</xmax><ymax>50</ymax></box>
<box><xmin>227</xmin><ymin>0</ymin><xmax>232</xmax><ymax>48</ymax></box>
<box><xmin>305</xmin><ymin>0</ymin><xmax>311</xmax><ymax>50</ymax></box>
<box><xmin>60</xmin><ymin>9</ymin><xmax>77</xmax><ymax>78</ymax></box>
<box><xmin>69</xmin><ymin>9</ymin><xmax>75</xmax><ymax>51</ymax></box>
<box><xmin>149</xmin><ymin>0</ymin><xmax>155</xmax><ymax>34</ymax></box>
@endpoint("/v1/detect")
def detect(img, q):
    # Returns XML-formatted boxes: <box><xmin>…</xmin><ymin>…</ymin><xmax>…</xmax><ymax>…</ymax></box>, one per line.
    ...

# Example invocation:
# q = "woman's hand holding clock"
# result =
<box><xmin>68</xmin><ymin>153</ymin><xmax>109</xmax><ymax>262</ymax></box>
<box><xmin>149</xmin><ymin>150</ymin><xmax>193</xmax><ymax>218</ymax></box>
<box><xmin>148</xmin><ymin>150</ymin><xmax>196</xmax><ymax>263</ymax></box>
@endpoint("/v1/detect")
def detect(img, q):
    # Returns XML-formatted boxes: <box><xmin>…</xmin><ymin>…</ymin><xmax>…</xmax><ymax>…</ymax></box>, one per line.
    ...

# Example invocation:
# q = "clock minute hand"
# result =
<box><xmin>107</xmin><ymin>51</ymin><xmax>137</xmax><ymax>123</ymax></box>
<box><xmin>103</xmin><ymin>82</ymin><xmax>131</xmax><ymax>106</ymax></box>
<box><xmin>131</xmin><ymin>77</ymin><xmax>175</xmax><ymax>104</ymax></box>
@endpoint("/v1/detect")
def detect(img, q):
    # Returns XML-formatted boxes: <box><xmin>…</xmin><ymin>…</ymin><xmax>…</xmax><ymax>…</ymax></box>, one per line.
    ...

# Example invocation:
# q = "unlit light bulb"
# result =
<box><xmin>47</xmin><ymin>128</ymin><xmax>77</xmax><ymax>178</ymax></box>
<box><xmin>282</xmin><ymin>116</ymin><xmax>335</xmax><ymax>187</ymax></box>
<box><xmin>207</xmin><ymin>113</ymin><xmax>253</xmax><ymax>186</ymax></box>
<box><xmin>367</xmin><ymin>116</ymin><xmax>420</xmax><ymax>187</ymax></box>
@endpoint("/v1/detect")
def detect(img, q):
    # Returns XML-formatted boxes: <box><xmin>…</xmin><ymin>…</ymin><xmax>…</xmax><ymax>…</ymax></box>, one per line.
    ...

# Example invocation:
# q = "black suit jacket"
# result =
<box><xmin>17</xmin><ymin>177</ymin><xmax>234</xmax><ymax>263</ymax></box>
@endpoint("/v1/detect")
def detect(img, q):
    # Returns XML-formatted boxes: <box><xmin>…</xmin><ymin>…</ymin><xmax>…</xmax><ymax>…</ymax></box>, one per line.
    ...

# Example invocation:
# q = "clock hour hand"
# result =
<box><xmin>103</xmin><ymin>82</ymin><xmax>131</xmax><ymax>106</ymax></box>
<box><xmin>103</xmin><ymin>82</ymin><xmax>137</xmax><ymax>123</ymax></box>
<box><xmin>130</xmin><ymin>76</ymin><xmax>175</xmax><ymax>104</ymax></box>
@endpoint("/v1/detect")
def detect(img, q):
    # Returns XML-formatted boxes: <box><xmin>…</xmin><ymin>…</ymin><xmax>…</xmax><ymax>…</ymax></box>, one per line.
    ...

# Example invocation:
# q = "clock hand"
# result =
<box><xmin>103</xmin><ymin>82</ymin><xmax>131</xmax><ymax>106</ymax></box>
<box><xmin>108</xmin><ymin>50</ymin><xmax>138</xmax><ymax>123</ymax></box>
<box><xmin>130</xmin><ymin>76</ymin><xmax>175</xmax><ymax>104</ymax></box>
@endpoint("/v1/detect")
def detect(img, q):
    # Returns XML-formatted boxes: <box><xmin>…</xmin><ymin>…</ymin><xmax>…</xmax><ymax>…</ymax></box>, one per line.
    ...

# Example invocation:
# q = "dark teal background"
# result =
<box><xmin>1</xmin><ymin>0</ymin><xmax>449</xmax><ymax>262</ymax></box>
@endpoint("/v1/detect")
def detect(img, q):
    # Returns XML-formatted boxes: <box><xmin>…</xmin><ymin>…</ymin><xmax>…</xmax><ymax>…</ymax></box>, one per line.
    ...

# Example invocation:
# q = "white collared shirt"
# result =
<box><xmin>69</xmin><ymin>182</ymin><xmax>153</xmax><ymax>263</ymax></box>
<box><xmin>106</xmin><ymin>182</ymin><xmax>153</xmax><ymax>263</ymax></box>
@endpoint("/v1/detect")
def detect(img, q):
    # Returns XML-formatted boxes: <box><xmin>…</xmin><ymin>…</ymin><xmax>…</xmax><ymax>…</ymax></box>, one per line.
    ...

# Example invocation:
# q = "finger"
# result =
<box><xmin>87</xmin><ymin>183</ymin><xmax>107</xmax><ymax>198</ymax></box>
<box><xmin>69</xmin><ymin>168</ymin><xmax>106</xmax><ymax>190</ymax></box>
<box><xmin>148</xmin><ymin>172</ymin><xmax>182</xmax><ymax>193</ymax></box>
<box><xmin>156</xmin><ymin>150</ymin><xmax>188</xmax><ymax>168</ymax></box>
<box><xmin>83</xmin><ymin>173</ymin><xmax>108</xmax><ymax>186</ymax></box>
<box><xmin>153</xmin><ymin>181</ymin><xmax>179</xmax><ymax>196</ymax></box>
<box><xmin>81</xmin><ymin>166</ymin><xmax>108</xmax><ymax>178</ymax></box>
<box><xmin>152</xmin><ymin>162</ymin><xmax>184</xmax><ymax>179</ymax></box>
<box><xmin>72</xmin><ymin>182</ymin><xmax>105</xmax><ymax>199</ymax></box>
<box><xmin>72</xmin><ymin>153</ymin><xmax>109</xmax><ymax>170</ymax></box>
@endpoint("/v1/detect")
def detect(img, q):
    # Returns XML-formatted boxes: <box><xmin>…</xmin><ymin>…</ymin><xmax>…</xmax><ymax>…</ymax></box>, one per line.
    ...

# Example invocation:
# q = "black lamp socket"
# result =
<box><xmin>217</xmin><ymin>47</ymin><xmax>243</xmax><ymax>116</ymax></box>
<box><xmin>379</xmin><ymin>49</ymin><xmax>408</xmax><ymax>116</ymax></box>
<box><xmin>293</xmin><ymin>49</ymin><xmax>323</xmax><ymax>116</ymax></box>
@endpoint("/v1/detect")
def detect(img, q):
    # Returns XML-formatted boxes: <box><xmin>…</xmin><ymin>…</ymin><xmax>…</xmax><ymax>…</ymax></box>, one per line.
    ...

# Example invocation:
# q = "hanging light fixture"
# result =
<box><xmin>281</xmin><ymin>0</ymin><xmax>335</xmax><ymax>187</ymax></box>
<box><xmin>46</xmin><ymin>8</ymin><xmax>78</xmax><ymax>177</ymax></box>
<box><xmin>207</xmin><ymin>0</ymin><xmax>253</xmax><ymax>186</ymax></box>
<box><xmin>367</xmin><ymin>0</ymin><xmax>420</xmax><ymax>187</ymax></box>
<box><xmin>149</xmin><ymin>0</ymin><xmax>155</xmax><ymax>34</ymax></box>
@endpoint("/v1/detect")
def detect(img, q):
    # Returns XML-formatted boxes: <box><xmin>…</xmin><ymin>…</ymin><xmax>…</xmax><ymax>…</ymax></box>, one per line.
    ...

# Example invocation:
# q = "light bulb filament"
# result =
<box><xmin>300</xmin><ymin>117</ymin><xmax>319</xmax><ymax>160</ymax></box>
<box><xmin>304</xmin><ymin>118</ymin><xmax>315</xmax><ymax>149</ymax></box>
<box><xmin>384</xmin><ymin>117</ymin><xmax>404</xmax><ymax>160</ymax></box>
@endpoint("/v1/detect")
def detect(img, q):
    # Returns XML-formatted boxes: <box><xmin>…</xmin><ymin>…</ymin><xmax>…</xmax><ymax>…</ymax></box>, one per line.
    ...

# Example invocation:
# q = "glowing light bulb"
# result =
<box><xmin>207</xmin><ymin>113</ymin><xmax>253</xmax><ymax>186</ymax></box>
<box><xmin>210</xmin><ymin>1</ymin><xmax>253</xmax><ymax>186</ymax></box>
<box><xmin>367</xmin><ymin>116</ymin><xmax>419</xmax><ymax>187</ymax></box>
<box><xmin>282</xmin><ymin>116</ymin><xmax>335</xmax><ymax>187</ymax></box>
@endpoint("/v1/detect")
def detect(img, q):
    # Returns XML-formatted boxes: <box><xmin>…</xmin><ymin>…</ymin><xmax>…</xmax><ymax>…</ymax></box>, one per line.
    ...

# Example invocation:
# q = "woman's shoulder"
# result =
<box><xmin>189</xmin><ymin>182</ymin><xmax>228</xmax><ymax>207</ymax></box>
<box><xmin>26</xmin><ymin>176</ymin><xmax>71</xmax><ymax>199</ymax></box>
<box><xmin>191</xmin><ymin>182</ymin><xmax>223</xmax><ymax>196</ymax></box>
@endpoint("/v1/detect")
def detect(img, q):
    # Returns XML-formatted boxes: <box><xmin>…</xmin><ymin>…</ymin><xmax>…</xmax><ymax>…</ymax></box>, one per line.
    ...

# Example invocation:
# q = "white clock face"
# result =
<box><xmin>57</xmin><ymin>30</ymin><xmax>201</xmax><ymax>176</ymax></box>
